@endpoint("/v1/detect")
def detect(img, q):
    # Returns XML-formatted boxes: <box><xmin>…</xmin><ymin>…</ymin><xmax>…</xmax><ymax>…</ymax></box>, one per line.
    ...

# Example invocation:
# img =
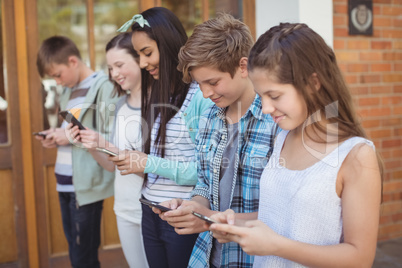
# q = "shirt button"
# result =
<box><xmin>189</xmin><ymin>127</ymin><xmax>193</xmax><ymax>131</ymax></box>
<box><xmin>213</xmin><ymin>168</ymin><xmax>217</xmax><ymax>173</ymax></box>
<box><xmin>203</xmin><ymin>145</ymin><xmax>207</xmax><ymax>149</ymax></box>
<box><xmin>213</xmin><ymin>201</ymin><xmax>218</xmax><ymax>206</ymax></box>
<box><xmin>222</xmin><ymin>135</ymin><xmax>226</xmax><ymax>140</ymax></box>
<box><xmin>184</xmin><ymin>113</ymin><xmax>187</xmax><ymax>116</ymax></box>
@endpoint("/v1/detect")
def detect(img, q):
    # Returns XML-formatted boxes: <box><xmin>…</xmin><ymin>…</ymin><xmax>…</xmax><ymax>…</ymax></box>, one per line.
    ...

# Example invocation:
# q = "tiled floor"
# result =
<box><xmin>372</xmin><ymin>237</ymin><xmax>402</xmax><ymax>268</ymax></box>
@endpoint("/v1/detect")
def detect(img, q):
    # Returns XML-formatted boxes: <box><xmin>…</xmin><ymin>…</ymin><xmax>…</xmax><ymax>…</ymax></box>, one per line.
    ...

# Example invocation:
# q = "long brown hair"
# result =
<box><xmin>248</xmin><ymin>23</ymin><xmax>383</xmax><ymax>178</ymax></box>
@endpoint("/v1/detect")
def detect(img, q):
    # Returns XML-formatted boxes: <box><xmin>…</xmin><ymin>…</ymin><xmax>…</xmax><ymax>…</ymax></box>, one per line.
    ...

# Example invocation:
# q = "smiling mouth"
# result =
<box><xmin>148</xmin><ymin>68</ymin><xmax>158</xmax><ymax>76</ymax></box>
<box><xmin>211</xmin><ymin>96</ymin><xmax>222</xmax><ymax>103</ymax></box>
<box><xmin>273</xmin><ymin>115</ymin><xmax>285</xmax><ymax>123</ymax></box>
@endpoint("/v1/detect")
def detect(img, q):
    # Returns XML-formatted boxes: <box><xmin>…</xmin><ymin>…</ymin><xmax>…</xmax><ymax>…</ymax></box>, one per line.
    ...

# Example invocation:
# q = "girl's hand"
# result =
<box><xmin>210</xmin><ymin>219</ymin><xmax>281</xmax><ymax>256</ymax></box>
<box><xmin>111</xmin><ymin>150</ymin><xmax>148</xmax><ymax>175</ymax></box>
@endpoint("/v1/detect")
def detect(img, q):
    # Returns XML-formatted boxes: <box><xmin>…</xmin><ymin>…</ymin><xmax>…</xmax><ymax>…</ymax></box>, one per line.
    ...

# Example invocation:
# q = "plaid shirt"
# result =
<box><xmin>189</xmin><ymin>96</ymin><xmax>278</xmax><ymax>268</ymax></box>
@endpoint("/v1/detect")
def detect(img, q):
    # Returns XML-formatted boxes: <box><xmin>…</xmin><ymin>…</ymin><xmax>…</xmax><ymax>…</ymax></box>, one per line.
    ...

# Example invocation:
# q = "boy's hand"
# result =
<box><xmin>111</xmin><ymin>150</ymin><xmax>148</xmax><ymax>175</ymax></box>
<box><xmin>161</xmin><ymin>200</ymin><xmax>216</xmax><ymax>235</ymax></box>
<box><xmin>36</xmin><ymin>128</ymin><xmax>57</xmax><ymax>148</ymax></box>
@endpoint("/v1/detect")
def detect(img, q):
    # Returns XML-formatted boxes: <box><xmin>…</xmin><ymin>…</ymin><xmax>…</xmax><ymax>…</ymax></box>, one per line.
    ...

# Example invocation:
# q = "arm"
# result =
<box><xmin>211</xmin><ymin>144</ymin><xmax>381</xmax><ymax>267</ymax></box>
<box><xmin>144</xmin><ymin>156</ymin><xmax>198</xmax><ymax>185</ymax></box>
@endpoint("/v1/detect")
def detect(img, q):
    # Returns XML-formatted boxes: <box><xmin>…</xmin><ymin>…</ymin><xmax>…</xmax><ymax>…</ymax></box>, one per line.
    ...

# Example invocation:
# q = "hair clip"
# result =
<box><xmin>117</xmin><ymin>14</ymin><xmax>150</xmax><ymax>32</ymax></box>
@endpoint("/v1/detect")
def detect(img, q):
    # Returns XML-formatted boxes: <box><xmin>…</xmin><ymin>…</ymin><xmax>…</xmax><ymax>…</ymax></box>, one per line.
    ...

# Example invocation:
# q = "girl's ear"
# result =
<box><xmin>239</xmin><ymin>57</ymin><xmax>248</xmax><ymax>78</ymax></box>
<box><xmin>310</xmin><ymin>73</ymin><xmax>321</xmax><ymax>91</ymax></box>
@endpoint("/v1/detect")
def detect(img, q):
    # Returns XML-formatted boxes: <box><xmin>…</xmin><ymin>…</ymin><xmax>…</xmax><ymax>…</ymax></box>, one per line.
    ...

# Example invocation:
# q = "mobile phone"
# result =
<box><xmin>192</xmin><ymin>211</ymin><xmax>219</xmax><ymax>224</ymax></box>
<box><xmin>32</xmin><ymin>132</ymin><xmax>47</xmax><ymax>138</ymax></box>
<box><xmin>139</xmin><ymin>198</ymin><xmax>172</xmax><ymax>212</ymax></box>
<box><xmin>96</xmin><ymin>147</ymin><xmax>118</xmax><ymax>157</ymax></box>
<box><xmin>59</xmin><ymin>110</ymin><xmax>85</xmax><ymax>130</ymax></box>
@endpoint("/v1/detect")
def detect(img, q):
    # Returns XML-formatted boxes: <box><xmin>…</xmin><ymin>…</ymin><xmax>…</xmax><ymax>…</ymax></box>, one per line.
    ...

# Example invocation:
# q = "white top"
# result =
<box><xmin>113</xmin><ymin>97</ymin><xmax>143</xmax><ymax>224</ymax></box>
<box><xmin>254</xmin><ymin>130</ymin><xmax>375</xmax><ymax>268</ymax></box>
<box><xmin>142</xmin><ymin>84</ymin><xmax>198</xmax><ymax>202</ymax></box>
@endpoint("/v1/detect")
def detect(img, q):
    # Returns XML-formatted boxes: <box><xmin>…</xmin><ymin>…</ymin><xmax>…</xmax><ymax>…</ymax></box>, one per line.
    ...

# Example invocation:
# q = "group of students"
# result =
<box><xmin>35</xmin><ymin>6</ymin><xmax>382</xmax><ymax>268</ymax></box>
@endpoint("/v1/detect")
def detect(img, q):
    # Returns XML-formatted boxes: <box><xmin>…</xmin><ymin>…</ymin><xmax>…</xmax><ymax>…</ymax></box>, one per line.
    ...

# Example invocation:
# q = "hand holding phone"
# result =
<box><xmin>59</xmin><ymin>110</ymin><xmax>86</xmax><ymax>130</ymax></box>
<box><xmin>192</xmin><ymin>211</ymin><xmax>219</xmax><ymax>224</ymax></box>
<box><xmin>33</xmin><ymin>132</ymin><xmax>47</xmax><ymax>138</ymax></box>
<box><xmin>96</xmin><ymin>147</ymin><xmax>118</xmax><ymax>157</ymax></box>
<box><xmin>139</xmin><ymin>198</ymin><xmax>172</xmax><ymax>212</ymax></box>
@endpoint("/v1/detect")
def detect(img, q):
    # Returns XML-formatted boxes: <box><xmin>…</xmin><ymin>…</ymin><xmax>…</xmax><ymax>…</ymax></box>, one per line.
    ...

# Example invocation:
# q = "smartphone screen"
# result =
<box><xmin>192</xmin><ymin>211</ymin><xmax>218</xmax><ymax>224</ymax></box>
<box><xmin>59</xmin><ymin>110</ymin><xmax>86</xmax><ymax>130</ymax></box>
<box><xmin>96</xmin><ymin>147</ymin><xmax>118</xmax><ymax>157</ymax></box>
<box><xmin>139</xmin><ymin>198</ymin><xmax>172</xmax><ymax>212</ymax></box>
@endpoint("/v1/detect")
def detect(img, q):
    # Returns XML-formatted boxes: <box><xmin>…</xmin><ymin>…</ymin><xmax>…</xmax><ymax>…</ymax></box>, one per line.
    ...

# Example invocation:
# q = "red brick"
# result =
<box><xmin>394</xmin><ymin>127</ymin><xmax>402</xmax><ymax>136</ymax></box>
<box><xmin>382</xmin><ymin>96</ymin><xmax>402</xmax><ymax>105</ymax></box>
<box><xmin>371</xmin><ymin>41</ymin><xmax>392</xmax><ymax>50</ymax></box>
<box><xmin>378</xmin><ymin>224</ymin><xmax>402</xmax><ymax>240</ymax></box>
<box><xmin>358</xmin><ymin>97</ymin><xmax>381</xmax><ymax>106</ymax></box>
<box><xmin>348</xmin><ymin>63</ymin><xmax>370</xmax><ymax>73</ymax></box>
<box><xmin>333</xmin><ymin>39</ymin><xmax>345</xmax><ymax>50</ymax></box>
<box><xmin>383</xmin><ymin>139</ymin><xmax>402</xmax><ymax>148</ymax></box>
<box><xmin>383</xmin><ymin>181</ymin><xmax>402</xmax><ymax>193</ymax></box>
<box><xmin>373</xmin><ymin>0</ymin><xmax>392</xmax><ymax>4</ymax></box>
<box><xmin>394</xmin><ymin>17</ymin><xmax>402</xmax><ymax>27</ymax></box>
<box><xmin>392</xmin><ymin>170</ymin><xmax>402</xmax><ymax>179</ymax></box>
<box><xmin>336</xmin><ymin>51</ymin><xmax>360</xmax><ymax>61</ymax></box>
<box><xmin>392</xmin><ymin>213</ymin><xmax>402</xmax><ymax>222</ymax></box>
<box><xmin>394</xmin><ymin>41</ymin><xmax>402</xmax><ymax>49</ymax></box>
<box><xmin>373</xmin><ymin>17</ymin><xmax>393</xmax><ymax>27</ymax></box>
<box><xmin>394</xmin><ymin>106</ymin><xmax>402</xmax><ymax>115</ymax></box>
<box><xmin>385</xmin><ymin>160</ymin><xmax>402</xmax><ymax>170</ymax></box>
<box><xmin>383</xmin><ymin>6</ymin><xmax>402</xmax><ymax>16</ymax></box>
<box><xmin>394</xmin><ymin>64</ymin><xmax>402</xmax><ymax>72</ymax></box>
<box><xmin>347</xmin><ymin>40</ymin><xmax>370</xmax><ymax>50</ymax></box>
<box><xmin>384</xmin><ymin>74</ymin><xmax>402</xmax><ymax>83</ymax></box>
<box><xmin>362</xmin><ymin>119</ymin><xmax>381</xmax><ymax>128</ymax></box>
<box><xmin>371</xmin><ymin>85</ymin><xmax>393</xmax><ymax>94</ymax></box>
<box><xmin>338</xmin><ymin>63</ymin><xmax>348</xmax><ymax>72</ymax></box>
<box><xmin>334</xmin><ymin>28</ymin><xmax>349</xmax><ymax>37</ymax></box>
<box><xmin>395</xmin><ymin>85</ymin><xmax>402</xmax><ymax>93</ymax></box>
<box><xmin>384</xmin><ymin>52</ymin><xmax>402</xmax><ymax>61</ymax></box>
<box><xmin>370</xmin><ymin>129</ymin><xmax>392</xmax><ymax>138</ymax></box>
<box><xmin>381</xmin><ymin>150</ymin><xmax>392</xmax><ymax>159</ymax></box>
<box><xmin>344</xmin><ymin>74</ymin><xmax>358</xmax><ymax>84</ymax></box>
<box><xmin>360</xmin><ymin>51</ymin><xmax>383</xmax><ymax>61</ymax></box>
<box><xmin>382</xmin><ymin>117</ymin><xmax>402</xmax><ymax>126</ymax></box>
<box><xmin>360</xmin><ymin>74</ymin><xmax>382</xmax><ymax>83</ymax></box>
<box><xmin>333</xmin><ymin>15</ymin><xmax>347</xmax><ymax>26</ymax></box>
<box><xmin>392</xmin><ymin>149</ymin><xmax>402</xmax><ymax>158</ymax></box>
<box><xmin>334</xmin><ymin>3</ymin><xmax>347</xmax><ymax>14</ymax></box>
<box><xmin>349</xmin><ymin>86</ymin><xmax>370</xmax><ymax>95</ymax></box>
<box><xmin>372</xmin><ymin>63</ymin><xmax>392</xmax><ymax>72</ymax></box>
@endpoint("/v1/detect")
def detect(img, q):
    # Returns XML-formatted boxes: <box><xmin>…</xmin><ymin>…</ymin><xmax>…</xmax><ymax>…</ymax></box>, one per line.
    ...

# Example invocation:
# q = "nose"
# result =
<box><xmin>139</xmin><ymin>55</ymin><xmax>148</xmax><ymax>69</ymax></box>
<box><xmin>261</xmin><ymin>97</ymin><xmax>275</xmax><ymax>115</ymax></box>
<box><xmin>54</xmin><ymin>78</ymin><xmax>62</xmax><ymax>85</ymax></box>
<box><xmin>111</xmin><ymin>68</ymin><xmax>119</xmax><ymax>79</ymax></box>
<box><xmin>200</xmin><ymin>85</ymin><xmax>214</xmax><ymax>99</ymax></box>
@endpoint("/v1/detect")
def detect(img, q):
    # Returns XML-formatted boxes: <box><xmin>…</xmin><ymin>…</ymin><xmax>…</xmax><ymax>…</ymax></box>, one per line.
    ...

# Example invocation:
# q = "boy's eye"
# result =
<box><xmin>209</xmin><ymin>81</ymin><xmax>218</xmax><ymax>86</ymax></box>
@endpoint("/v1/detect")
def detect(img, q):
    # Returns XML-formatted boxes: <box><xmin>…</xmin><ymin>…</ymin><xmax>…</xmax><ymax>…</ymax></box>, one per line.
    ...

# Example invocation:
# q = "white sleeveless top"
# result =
<box><xmin>254</xmin><ymin>130</ymin><xmax>375</xmax><ymax>268</ymax></box>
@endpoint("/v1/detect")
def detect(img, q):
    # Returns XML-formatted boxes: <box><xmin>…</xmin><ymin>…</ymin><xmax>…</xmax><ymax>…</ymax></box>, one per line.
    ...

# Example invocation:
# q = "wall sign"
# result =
<box><xmin>348</xmin><ymin>0</ymin><xmax>373</xmax><ymax>35</ymax></box>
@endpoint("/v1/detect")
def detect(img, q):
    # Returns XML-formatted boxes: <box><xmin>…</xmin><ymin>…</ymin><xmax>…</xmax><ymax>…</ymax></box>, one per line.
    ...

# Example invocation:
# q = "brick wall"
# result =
<box><xmin>333</xmin><ymin>0</ymin><xmax>402</xmax><ymax>241</ymax></box>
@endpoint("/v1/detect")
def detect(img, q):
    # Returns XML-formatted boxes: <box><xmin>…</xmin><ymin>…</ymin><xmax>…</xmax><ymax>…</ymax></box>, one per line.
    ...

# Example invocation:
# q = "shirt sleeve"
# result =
<box><xmin>144</xmin><ymin>155</ymin><xmax>198</xmax><ymax>186</ymax></box>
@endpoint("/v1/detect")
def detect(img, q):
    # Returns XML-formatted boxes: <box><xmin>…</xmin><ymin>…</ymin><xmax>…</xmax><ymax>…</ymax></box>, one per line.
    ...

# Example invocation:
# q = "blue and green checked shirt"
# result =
<box><xmin>189</xmin><ymin>95</ymin><xmax>278</xmax><ymax>268</ymax></box>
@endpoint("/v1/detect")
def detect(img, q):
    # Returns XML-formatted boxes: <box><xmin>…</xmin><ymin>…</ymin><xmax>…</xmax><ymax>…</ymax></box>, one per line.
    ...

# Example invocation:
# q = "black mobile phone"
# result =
<box><xmin>139</xmin><ymin>198</ymin><xmax>172</xmax><ymax>212</ymax></box>
<box><xmin>96</xmin><ymin>147</ymin><xmax>118</xmax><ymax>157</ymax></box>
<box><xmin>192</xmin><ymin>211</ymin><xmax>219</xmax><ymax>224</ymax></box>
<box><xmin>59</xmin><ymin>110</ymin><xmax>86</xmax><ymax>130</ymax></box>
<box><xmin>32</xmin><ymin>132</ymin><xmax>47</xmax><ymax>138</ymax></box>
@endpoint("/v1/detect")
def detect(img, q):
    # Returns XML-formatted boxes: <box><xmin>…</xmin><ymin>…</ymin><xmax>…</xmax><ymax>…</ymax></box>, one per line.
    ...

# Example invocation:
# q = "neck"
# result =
<box><xmin>127</xmin><ymin>85</ymin><xmax>142</xmax><ymax>108</ymax></box>
<box><xmin>78</xmin><ymin>64</ymin><xmax>95</xmax><ymax>83</ymax></box>
<box><xmin>226</xmin><ymin>81</ymin><xmax>255</xmax><ymax>124</ymax></box>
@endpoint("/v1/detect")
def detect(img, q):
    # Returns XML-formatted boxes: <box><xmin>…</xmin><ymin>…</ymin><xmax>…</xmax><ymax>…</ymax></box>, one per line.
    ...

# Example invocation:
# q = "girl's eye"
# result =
<box><xmin>270</xmin><ymin>95</ymin><xmax>280</xmax><ymax>100</ymax></box>
<box><xmin>209</xmin><ymin>81</ymin><xmax>218</xmax><ymax>86</ymax></box>
<box><xmin>145</xmin><ymin>53</ymin><xmax>152</xmax><ymax>57</ymax></box>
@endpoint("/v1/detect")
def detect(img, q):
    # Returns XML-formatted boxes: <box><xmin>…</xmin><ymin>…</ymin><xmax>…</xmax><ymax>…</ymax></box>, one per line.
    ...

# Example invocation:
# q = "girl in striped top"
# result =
<box><xmin>114</xmin><ymin>7</ymin><xmax>212</xmax><ymax>268</ymax></box>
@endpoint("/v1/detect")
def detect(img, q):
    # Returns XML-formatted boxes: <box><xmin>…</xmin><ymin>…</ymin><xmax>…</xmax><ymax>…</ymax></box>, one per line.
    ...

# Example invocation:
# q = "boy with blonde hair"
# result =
<box><xmin>155</xmin><ymin>13</ymin><xmax>278</xmax><ymax>267</ymax></box>
<box><xmin>36</xmin><ymin>35</ymin><xmax>119</xmax><ymax>268</ymax></box>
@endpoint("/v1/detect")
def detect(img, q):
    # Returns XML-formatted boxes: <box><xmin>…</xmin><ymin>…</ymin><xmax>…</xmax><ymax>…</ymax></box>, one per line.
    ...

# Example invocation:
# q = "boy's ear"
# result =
<box><xmin>67</xmin><ymin>56</ymin><xmax>79</xmax><ymax>67</ymax></box>
<box><xmin>310</xmin><ymin>73</ymin><xmax>321</xmax><ymax>91</ymax></box>
<box><xmin>239</xmin><ymin>57</ymin><xmax>248</xmax><ymax>78</ymax></box>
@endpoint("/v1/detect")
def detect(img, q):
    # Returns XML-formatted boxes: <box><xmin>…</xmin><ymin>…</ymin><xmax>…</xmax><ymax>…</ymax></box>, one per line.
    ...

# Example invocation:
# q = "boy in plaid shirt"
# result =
<box><xmin>153</xmin><ymin>13</ymin><xmax>278</xmax><ymax>267</ymax></box>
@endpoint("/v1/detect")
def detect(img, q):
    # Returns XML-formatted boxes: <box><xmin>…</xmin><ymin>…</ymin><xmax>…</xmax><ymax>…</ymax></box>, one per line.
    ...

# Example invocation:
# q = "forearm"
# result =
<box><xmin>274</xmin><ymin>238</ymin><xmax>374</xmax><ymax>268</ymax></box>
<box><xmin>88</xmin><ymin>149</ymin><xmax>115</xmax><ymax>172</ymax></box>
<box><xmin>144</xmin><ymin>155</ymin><xmax>198</xmax><ymax>185</ymax></box>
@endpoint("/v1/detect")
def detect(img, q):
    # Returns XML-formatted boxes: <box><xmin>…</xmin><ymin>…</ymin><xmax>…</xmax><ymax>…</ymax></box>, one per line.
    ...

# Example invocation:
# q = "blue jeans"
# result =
<box><xmin>58</xmin><ymin>192</ymin><xmax>103</xmax><ymax>268</ymax></box>
<box><xmin>141</xmin><ymin>202</ymin><xmax>198</xmax><ymax>268</ymax></box>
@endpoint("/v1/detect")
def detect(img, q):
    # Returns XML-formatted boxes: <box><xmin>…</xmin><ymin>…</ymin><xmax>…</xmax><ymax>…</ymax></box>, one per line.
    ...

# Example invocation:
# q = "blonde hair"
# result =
<box><xmin>178</xmin><ymin>13</ymin><xmax>254</xmax><ymax>83</ymax></box>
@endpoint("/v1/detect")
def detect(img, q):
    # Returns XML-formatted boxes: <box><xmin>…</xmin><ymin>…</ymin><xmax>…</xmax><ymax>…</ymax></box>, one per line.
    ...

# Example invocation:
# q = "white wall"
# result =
<box><xmin>255</xmin><ymin>0</ymin><xmax>333</xmax><ymax>47</ymax></box>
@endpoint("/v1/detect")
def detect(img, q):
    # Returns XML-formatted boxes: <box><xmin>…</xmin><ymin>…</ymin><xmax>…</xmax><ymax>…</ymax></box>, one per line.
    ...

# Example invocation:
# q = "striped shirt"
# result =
<box><xmin>55</xmin><ymin>72</ymin><xmax>97</xmax><ymax>192</ymax></box>
<box><xmin>142</xmin><ymin>83</ymin><xmax>200</xmax><ymax>202</ymax></box>
<box><xmin>189</xmin><ymin>95</ymin><xmax>278</xmax><ymax>268</ymax></box>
